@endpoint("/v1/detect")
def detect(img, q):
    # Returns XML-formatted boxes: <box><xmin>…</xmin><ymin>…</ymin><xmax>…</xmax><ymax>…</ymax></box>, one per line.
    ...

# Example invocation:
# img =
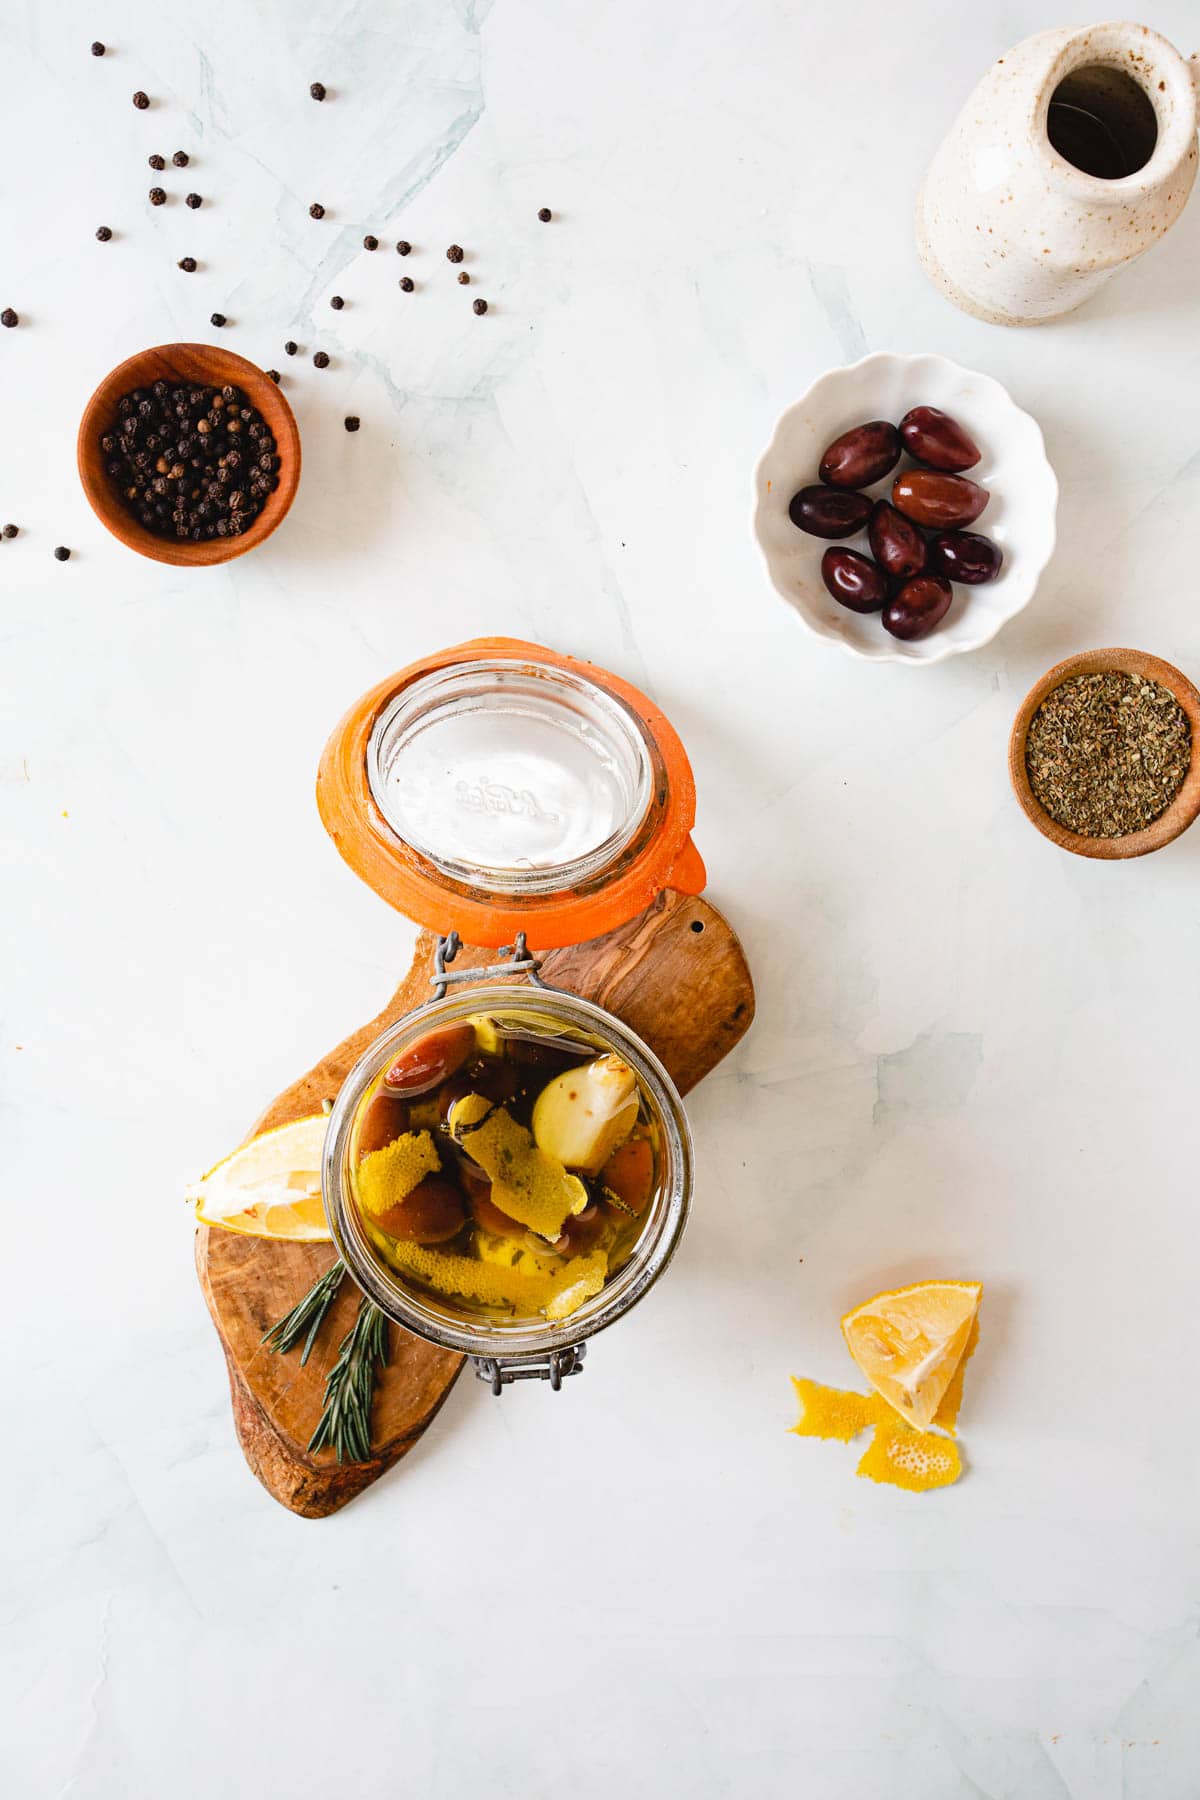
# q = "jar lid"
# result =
<box><xmin>317</xmin><ymin>638</ymin><xmax>705</xmax><ymax>947</ymax></box>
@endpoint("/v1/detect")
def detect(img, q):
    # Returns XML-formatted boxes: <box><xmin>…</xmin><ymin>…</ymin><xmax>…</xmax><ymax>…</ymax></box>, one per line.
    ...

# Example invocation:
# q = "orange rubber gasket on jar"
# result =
<box><xmin>316</xmin><ymin>636</ymin><xmax>706</xmax><ymax>949</ymax></box>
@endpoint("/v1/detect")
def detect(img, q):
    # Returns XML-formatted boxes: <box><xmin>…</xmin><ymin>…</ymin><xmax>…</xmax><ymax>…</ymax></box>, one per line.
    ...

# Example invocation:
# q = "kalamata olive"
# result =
<box><xmin>384</xmin><ymin>1023</ymin><xmax>477</xmax><ymax>1095</ymax></box>
<box><xmin>820</xmin><ymin>546</ymin><xmax>888</xmax><ymax>613</ymax></box>
<box><xmin>926</xmin><ymin>530</ymin><xmax>1004</xmax><ymax>584</ymax></box>
<box><xmin>891</xmin><ymin>470</ymin><xmax>989</xmax><ymax>529</ymax></box>
<box><xmin>818</xmin><ymin>420</ymin><xmax>901</xmax><ymax>490</ymax></box>
<box><xmin>898</xmin><ymin>406</ymin><xmax>981</xmax><ymax>473</ymax></box>
<box><xmin>356</xmin><ymin>1090</ymin><xmax>410</xmax><ymax>1159</ymax></box>
<box><xmin>882</xmin><ymin>575</ymin><xmax>954</xmax><ymax>641</ymax></box>
<box><xmin>789</xmin><ymin>484</ymin><xmax>873</xmax><ymax>539</ymax></box>
<box><xmin>868</xmin><ymin>500</ymin><xmax>927</xmax><ymax>580</ymax></box>
<box><xmin>373</xmin><ymin>1174</ymin><xmax>466</xmax><ymax>1244</ymax></box>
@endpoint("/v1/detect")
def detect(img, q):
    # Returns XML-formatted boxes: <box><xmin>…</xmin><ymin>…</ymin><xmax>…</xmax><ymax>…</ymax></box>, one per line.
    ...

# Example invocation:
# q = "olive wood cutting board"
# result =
<box><xmin>196</xmin><ymin>888</ymin><xmax>755</xmax><ymax>1517</ymax></box>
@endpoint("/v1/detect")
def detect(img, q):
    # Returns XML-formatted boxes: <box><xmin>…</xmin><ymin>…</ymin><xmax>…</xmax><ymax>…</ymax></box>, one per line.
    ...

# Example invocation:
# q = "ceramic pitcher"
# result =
<box><xmin>917</xmin><ymin>21</ymin><xmax>1199</xmax><ymax>325</ymax></box>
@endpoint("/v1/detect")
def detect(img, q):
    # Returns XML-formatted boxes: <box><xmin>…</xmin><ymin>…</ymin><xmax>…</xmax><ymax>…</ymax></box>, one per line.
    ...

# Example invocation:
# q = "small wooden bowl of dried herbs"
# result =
<box><xmin>78</xmin><ymin>343</ymin><xmax>300</xmax><ymax>567</ymax></box>
<box><xmin>1009</xmin><ymin>647</ymin><xmax>1200</xmax><ymax>859</ymax></box>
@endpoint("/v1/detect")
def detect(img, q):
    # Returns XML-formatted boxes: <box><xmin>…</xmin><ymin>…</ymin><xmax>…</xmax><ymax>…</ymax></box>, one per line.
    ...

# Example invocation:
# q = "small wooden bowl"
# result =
<box><xmin>1009</xmin><ymin>647</ymin><xmax>1200</xmax><ymax>859</ymax></box>
<box><xmin>78</xmin><ymin>343</ymin><xmax>301</xmax><ymax>566</ymax></box>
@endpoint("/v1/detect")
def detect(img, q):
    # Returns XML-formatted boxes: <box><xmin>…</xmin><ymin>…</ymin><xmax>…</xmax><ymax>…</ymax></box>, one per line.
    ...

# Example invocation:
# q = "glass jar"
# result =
<box><xmin>315</xmin><ymin>638</ymin><xmax>711</xmax><ymax>1390</ymax></box>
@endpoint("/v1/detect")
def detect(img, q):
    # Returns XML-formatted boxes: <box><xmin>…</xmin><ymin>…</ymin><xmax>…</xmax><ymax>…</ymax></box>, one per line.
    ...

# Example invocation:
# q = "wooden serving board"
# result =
<box><xmin>196</xmin><ymin>888</ymin><xmax>754</xmax><ymax>1517</ymax></box>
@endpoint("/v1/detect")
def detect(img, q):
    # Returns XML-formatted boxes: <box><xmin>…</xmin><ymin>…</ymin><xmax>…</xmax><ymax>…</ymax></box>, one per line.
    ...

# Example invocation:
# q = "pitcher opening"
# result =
<box><xmin>1047</xmin><ymin>64</ymin><xmax>1159</xmax><ymax>178</ymax></box>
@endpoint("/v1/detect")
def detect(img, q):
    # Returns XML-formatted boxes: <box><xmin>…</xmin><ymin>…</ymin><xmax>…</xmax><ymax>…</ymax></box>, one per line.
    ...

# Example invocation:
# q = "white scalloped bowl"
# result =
<box><xmin>752</xmin><ymin>352</ymin><xmax>1058</xmax><ymax>665</ymax></box>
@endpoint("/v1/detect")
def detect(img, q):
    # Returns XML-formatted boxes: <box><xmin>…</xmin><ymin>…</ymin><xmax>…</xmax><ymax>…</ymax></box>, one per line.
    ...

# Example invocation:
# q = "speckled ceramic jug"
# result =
<box><xmin>917</xmin><ymin>21</ymin><xmax>1199</xmax><ymax>325</ymax></box>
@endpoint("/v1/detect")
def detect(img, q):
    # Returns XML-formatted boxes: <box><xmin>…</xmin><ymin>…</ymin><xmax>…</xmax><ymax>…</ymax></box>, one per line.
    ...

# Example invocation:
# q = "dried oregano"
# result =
<box><xmin>1025</xmin><ymin>670</ymin><xmax>1191</xmax><ymax>837</ymax></box>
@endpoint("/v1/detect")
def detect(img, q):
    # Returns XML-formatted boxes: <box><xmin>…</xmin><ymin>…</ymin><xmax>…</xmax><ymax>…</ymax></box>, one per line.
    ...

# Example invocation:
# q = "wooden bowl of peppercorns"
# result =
<box><xmin>77</xmin><ymin>343</ymin><xmax>300</xmax><ymax>566</ymax></box>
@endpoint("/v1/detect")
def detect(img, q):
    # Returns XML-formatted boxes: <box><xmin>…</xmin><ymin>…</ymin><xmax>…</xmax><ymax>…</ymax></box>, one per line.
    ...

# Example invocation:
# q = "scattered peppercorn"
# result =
<box><xmin>91</xmin><ymin>41</ymin><xmax>105</xmax><ymax>56</ymax></box>
<box><xmin>100</xmin><ymin>378</ymin><xmax>280</xmax><ymax>542</ymax></box>
<box><xmin>399</xmin><ymin>276</ymin><xmax>414</xmax><ymax>292</ymax></box>
<box><xmin>310</xmin><ymin>81</ymin><xmax>326</xmax><ymax>101</ymax></box>
<box><xmin>1</xmin><ymin>309</ymin><xmax>18</xmax><ymax>328</ymax></box>
<box><xmin>330</xmin><ymin>295</ymin><xmax>344</xmax><ymax>310</ymax></box>
<box><xmin>185</xmin><ymin>192</ymin><xmax>202</xmax><ymax>209</ymax></box>
<box><xmin>473</xmin><ymin>298</ymin><xmax>488</xmax><ymax>314</ymax></box>
<box><xmin>309</xmin><ymin>202</ymin><xmax>325</xmax><ymax>219</ymax></box>
<box><xmin>149</xmin><ymin>187</ymin><xmax>167</xmax><ymax>206</ymax></box>
<box><xmin>172</xmin><ymin>150</ymin><xmax>189</xmax><ymax>167</ymax></box>
<box><xmin>363</xmin><ymin>235</ymin><xmax>378</xmax><ymax>251</ymax></box>
<box><xmin>344</xmin><ymin>416</ymin><xmax>360</xmax><ymax>432</ymax></box>
<box><xmin>457</xmin><ymin>271</ymin><xmax>470</xmax><ymax>284</ymax></box>
<box><xmin>54</xmin><ymin>546</ymin><xmax>71</xmax><ymax>560</ymax></box>
<box><xmin>2</xmin><ymin>524</ymin><xmax>18</xmax><ymax>538</ymax></box>
<box><xmin>177</xmin><ymin>257</ymin><xmax>197</xmax><ymax>272</ymax></box>
<box><xmin>396</xmin><ymin>240</ymin><xmax>412</xmax><ymax>255</ymax></box>
<box><xmin>313</xmin><ymin>350</ymin><xmax>330</xmax><ymax>368</ymax></box>
<box><xmin>538</xmin><ymin>208</ymin><xmax>552</xmax><ymax>222</ymax></box>
<box><xmin>132</xmin><ymin>90</ymin><xmax>150</xmax><ymax>109</ymax></box>
<box><xmin>265</xmin><ymin>369</ymin><xmax>280</xmax><ymax>383</ymax></box>
<box><xmin>210</xmin><ymin>312</ymin><xmax>227</xmax><ymax>327</ymax></box>
<box><xmin>149</xmin><ymin>153</ymin><xmax>166</xmax><ymax>170</ymax></box>
<box><xmin>284</xmin><ymin>340</ymin><xmax>298</xmax><ymax>356</ymax></box>
<box><xmin>95</xmin><ymin>225</ymin><xmax>113</xmax><ymax>241</ymax></box>
<box><xmin>446</xmin><ymin>244</ymin><xmax>464</xmax><ymax>263</ymax></box>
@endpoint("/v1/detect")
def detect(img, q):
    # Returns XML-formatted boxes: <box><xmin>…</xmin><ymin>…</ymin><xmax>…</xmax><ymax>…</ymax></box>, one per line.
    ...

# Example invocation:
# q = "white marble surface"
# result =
<box><xmin>4</xmin><ymin>3</ymin><xmax>1200</xmax><ymax>1796</ymax></box>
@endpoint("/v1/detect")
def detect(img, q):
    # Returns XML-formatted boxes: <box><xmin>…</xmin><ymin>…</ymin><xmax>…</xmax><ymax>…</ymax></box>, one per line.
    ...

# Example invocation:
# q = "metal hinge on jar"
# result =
<box><xmin>429</xmin><ymin>929</ymin><xmax>552</xmax><ymax>1000</ymax></box>
<box><xmin>472</xmin><ymin>1343</ymin><xmax>587</xmax><ymax>1395</ymax></box>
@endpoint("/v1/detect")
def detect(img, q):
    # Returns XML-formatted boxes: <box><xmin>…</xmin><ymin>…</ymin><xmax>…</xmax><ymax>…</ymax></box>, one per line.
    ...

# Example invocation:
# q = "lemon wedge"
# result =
<box><xmin>188</xmin><ymin>1115</ymin><xmax>331</xmax><ymax>1242</ymax></box>
<box><xmin>841</xmin><ymin>1280</ymin><xmax>982</xmax><ymax>1430</ymax></box>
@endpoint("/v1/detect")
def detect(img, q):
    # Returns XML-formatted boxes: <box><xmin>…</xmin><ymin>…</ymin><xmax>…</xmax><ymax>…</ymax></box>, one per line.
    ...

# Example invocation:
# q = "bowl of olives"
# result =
<box><xmin>752</xmin><ymin>352</ymin><xmax>1057</xmax><ymax>664</ymax></box>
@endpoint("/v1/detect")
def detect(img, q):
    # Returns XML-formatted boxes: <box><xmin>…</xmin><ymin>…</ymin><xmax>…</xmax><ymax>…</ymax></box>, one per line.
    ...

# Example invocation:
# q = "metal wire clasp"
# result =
<box><xmin>471</xmin><ymin>1343</ymin><xmax>587</xmax><ymax>1395</ymax></box>
<box><xmin>430</xmin><ymin>929</ymin><xmax>549</xmax><ymax>1001</ymax></box>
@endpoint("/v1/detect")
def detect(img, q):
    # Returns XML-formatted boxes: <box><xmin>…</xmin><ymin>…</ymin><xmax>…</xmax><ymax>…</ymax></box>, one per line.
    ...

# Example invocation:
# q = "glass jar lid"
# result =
<box><xmin>317</xmin><ymin>637</ymin><xmax>706</xmax><ymax>949</ymax></box>
<box><xmin>366</xmin><ymin>659</ymin><xmax>655</xmax><ymax>897</ymax></box>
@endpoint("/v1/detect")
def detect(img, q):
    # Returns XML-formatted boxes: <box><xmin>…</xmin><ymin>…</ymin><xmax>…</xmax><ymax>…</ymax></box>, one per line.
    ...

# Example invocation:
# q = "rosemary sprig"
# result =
<box><xmin>260</xmin><ymin>1260</ymin><xmax>346</xmax><ymax>1364</ymax></box>
<box><xmin>308</xmin><ymin>1297</ymin><xmax>390</xmax><ymax>1463</ymax></box>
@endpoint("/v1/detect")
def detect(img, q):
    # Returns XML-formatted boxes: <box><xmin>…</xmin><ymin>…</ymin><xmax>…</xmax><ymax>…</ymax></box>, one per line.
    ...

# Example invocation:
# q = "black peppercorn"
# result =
<box><xmin>54</xmin><ymin>546</ymin><xmax>71</xmax><ymax>560</ymax></box>
<box><xmin>457</xmin><ymin>271</ymin><xmax>470</xmax><ymax>284</ymax></box>
<box><xmin>330</xmin><ymin>295</ymin><xmax>344</xmax><ymax>310</ymax></box>
<box><xmin>399</xmin><ymin>276</ymin><xmax>414</xmax><ymax>292</ymax></box>
<box><xmin>172</xmin><ymin>150</ymin><xmax>189</xmax><ymax>167</ymax></box>
<box><xmin>446</xmin><ymin>244</ymin><xmax>464</xmax><ymax>263</ymax></box>
<box><xmin>313</xmin><ymin>351</ymin><xmax>330</xmax><ymax>368</ymax></box>
<box><xmin>149</xmin><ymin>153</ymin><xmax>166</xmax><ymax>170</ymax></box>
<box><xmin>284</xmin><ymin>340</ymin><xmax>298</xmax><ymax>356</ymax></box>
<box><xmin>91</xmin><ymin>41</ymin><xmax>105</xmax><ymax>55</ymax></box>
<box><xmin>95</xmin><ymin>225</ymin><xmax>112</xmax><ymax>241</ymax></box>
<box><xmin>396</xmin><ymin>240</ymin><xmax>411</xmax><ymax>256</ymax></box>
<box><xmin>132</xmin><ymin>90</ymin><xmax>149</xmax><ymax>108</ymax></box>
<box><xmin>363</xmin><ymin>234</ymin><xmax>378</xmax><ymax>251</ymax></box>
<box><xmin>472</xmin><ymin>298</ymin><xmax>488</xmax><ymax>314</ymax></box>
<box><xmin>1</xmin><ymin>309</ymin><xmax>18</xmax><ymax>328</ymax></box>
<box><xmin>185</xmin><ymin>192</ymin><xmax>202</xmax><ymax>209</ymax></box>
<box><xmin>309</xmin><ymin>202</ymin><xmax>325</xmax><ymax>219</ymax></box>
<box><xmin>2</xmin><ymin>523</ymin><xmax>18</xmax><ymax>538</ymax></box>
<box><xmin>344</xmin><ymin>416</ymin><xmax>360</xmax><ymax>432</ymax></box>
<box><xmin>178</xmin><ymin>257</ymin><xmax>197</xmax><ymax>272</ymax></box>
<box><xmin>100</xmin><ymin>378</ymin><xmax>277</xmax><ymax>542</ymax></box>
<box><xmin>149</xmin><ymin>187</ymin><xmax>166</xmax><ymax>205</ymax></box>
<box><xmin>210</xmin><ymin>312</ymin><xmax>226</xmax><ymax>327</ymax></box>
<box><xmin>266</xmin><ymin>369</ymin><xmax>280</xmax><ymax>383</ymax></box>
<box><xmin>538</xmin><ymin>208</ymin><xmax>552</xmax><ymax>222</ymax></box>
<box><xmin>310</xmin><ymin>81</ymin><xmax>326</xmax><ymax>101</ymax></box>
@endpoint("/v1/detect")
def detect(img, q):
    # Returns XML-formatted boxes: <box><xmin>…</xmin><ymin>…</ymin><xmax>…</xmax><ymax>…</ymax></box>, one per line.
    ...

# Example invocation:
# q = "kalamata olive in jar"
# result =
<box><xmin>926</xmin><ymin>530</ymin><xmax>1004</xmax><ymax>584</ymax></box>
<box><xmin>891</xmin><ymin>470</ymin><xmax>989</xmax><ymax>530</ymax></box>
<box><xmin>384</xmin><ymin>1023</ymin><xmax>477</xmax><ymax>1095</ymax></box>
<box><xmin>817</xmin><ymin>420</ymin><xmax>901</xmax><ymax>490</ymax></box>
<box><xmin>868</xmin><ymin>499</ymin><xmax>927</xmax><ymax>581</ymax></box>
<box><xmin>898</xmin><ymin>406</ymin><xmax>981</xmax><ymax>473</ymax></box>
<box><xmin>789</xmin><ymin>484</ymin><xmax>873</xmax><ymax>539</ymax></box>
<box><xmin>820</xmin><ymin>546</ymin><xmax>888</xmax><ymax>613</ymax></box>
<box><xmin>882</xmin><ymin>574</ymin><xmax>954</xmax><ymax>641</ymax></box>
